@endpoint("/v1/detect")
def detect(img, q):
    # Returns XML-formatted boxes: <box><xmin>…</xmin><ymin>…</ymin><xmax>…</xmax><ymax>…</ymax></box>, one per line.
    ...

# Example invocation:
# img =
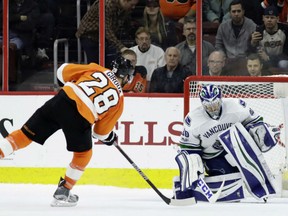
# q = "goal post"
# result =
<box><xmin>183</xmin><ymin>75</ymin><xmax>288</xmax><ymax>197</ymax></box>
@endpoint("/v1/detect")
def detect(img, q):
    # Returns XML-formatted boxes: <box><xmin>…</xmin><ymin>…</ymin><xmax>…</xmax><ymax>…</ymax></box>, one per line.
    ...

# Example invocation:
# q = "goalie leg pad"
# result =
<box><xmin>175</xmin><ymin>151</ymin><xmax>204</xmax><ymax>191</ymax></box>
<box><xmin>174</xmin><ymin>173</ymin><xmax>244</xmax><ymax>202</ymax></box>
<box><xmin>200</xmin><ymin>173</ymin><xmax>244</xmax><ymax>202</ymax></box>
<box><xmin>219</xmin><ymin>123</ymin><xmax>276</xmax><ymax>200</ymax></box>
<box><xmin>173</xmin><ymin>176</ymin><xmax>195</xmax><ymax>200</ymax></box>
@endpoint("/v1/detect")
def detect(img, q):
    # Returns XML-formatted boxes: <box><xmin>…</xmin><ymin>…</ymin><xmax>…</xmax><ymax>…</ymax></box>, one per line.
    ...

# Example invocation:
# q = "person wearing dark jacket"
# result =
<box><xmin>76</xmin><ymin>0</ymin><xmax>139</xmax><ymax>67</ymax></box>
<box><xmin>0</xmin><ymin>0</ymin><xmax>40</xmax><ymax>61</ymax></box>
<box><xmin>250</xmin><ymin>6</ymin><xmax>288</xmax><ymax>70</ymax></box>
<box><xmin>149</xmin><ymin>46</ymin><xmax>191</xmax><ymax>93</ymax></box>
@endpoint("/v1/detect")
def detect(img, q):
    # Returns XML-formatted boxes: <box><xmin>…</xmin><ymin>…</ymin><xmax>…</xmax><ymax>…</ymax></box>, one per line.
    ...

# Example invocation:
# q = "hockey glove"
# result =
<box><xmin>248</xmin><ymin>122</ymin><xmax>283</xmax><ymax>152</ymax></box>
<box><xmin>100</xmin><ymin>131</ymin><xmax>117</xmax><ymax>146</ymax></box>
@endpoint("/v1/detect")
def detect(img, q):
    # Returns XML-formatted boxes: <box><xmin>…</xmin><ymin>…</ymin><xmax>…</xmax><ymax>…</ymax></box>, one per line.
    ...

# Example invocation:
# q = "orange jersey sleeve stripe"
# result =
<box><xmin>62</xmin><ymin>83</ymin><xmax>97</xmax><ymax>124</ymax></box>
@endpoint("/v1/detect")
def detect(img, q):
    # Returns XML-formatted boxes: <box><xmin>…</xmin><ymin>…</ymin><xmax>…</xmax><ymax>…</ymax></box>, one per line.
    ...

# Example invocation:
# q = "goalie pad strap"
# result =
<box><xmin>175</xmin><ymin>151</ymin><xmax>204</xmax><ymax>191</ymax></box>
<box><xmin>218</xmin><ymin>122</ymin><xmax>276</xmax><ymax>200</ymax></box>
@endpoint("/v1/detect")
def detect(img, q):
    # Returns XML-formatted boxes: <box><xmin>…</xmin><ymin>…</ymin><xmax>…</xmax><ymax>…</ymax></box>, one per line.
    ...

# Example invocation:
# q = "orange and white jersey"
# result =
<box><xmin>160</xmin><ymin>0</ymin><xmax>195</xmax><ymax>20</ymax></box>
<box><xmin>57</xmin><ymin>63</ymin><xmax>124</xmax><ymax>138</ymax></box>
<box><xmin>122</xmin><ymin>73</ymin><xmax>147</xmax><ymax>93</ymax></box>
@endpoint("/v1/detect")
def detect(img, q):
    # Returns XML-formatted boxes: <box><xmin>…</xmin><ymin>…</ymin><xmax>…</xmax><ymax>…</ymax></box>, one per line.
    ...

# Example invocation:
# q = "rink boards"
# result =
<box><xmin>0</xmin><ymin>95</ymin><xmax>183</xmax><ymax>188</ymax></box>
<box><xmin>0</xmin><ymin>95</ymin><xmax>287</xmax><ymax>189</ymax></box>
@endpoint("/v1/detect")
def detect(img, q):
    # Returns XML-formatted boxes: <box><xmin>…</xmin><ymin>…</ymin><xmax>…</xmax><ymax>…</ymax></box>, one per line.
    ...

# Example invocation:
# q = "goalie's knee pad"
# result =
<box><xmin>173</xmin><ymin>176</ymin><xmax>195</xmax><ymax>200</ymax></box>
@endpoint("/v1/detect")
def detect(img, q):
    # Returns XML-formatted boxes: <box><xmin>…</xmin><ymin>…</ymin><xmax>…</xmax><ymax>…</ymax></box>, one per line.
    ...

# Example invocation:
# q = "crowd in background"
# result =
<box><xmin>1</xmin><ymin>0</ymin><xmax>288</xmax><ymax>93</ymax></box>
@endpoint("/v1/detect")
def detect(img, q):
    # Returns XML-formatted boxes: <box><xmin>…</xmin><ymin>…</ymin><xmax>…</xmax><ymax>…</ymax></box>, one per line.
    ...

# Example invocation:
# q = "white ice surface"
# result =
<box><xmin>0</xmin><ymin>184</ymin><xmax>288</xmax><ymax>216</ymax></box>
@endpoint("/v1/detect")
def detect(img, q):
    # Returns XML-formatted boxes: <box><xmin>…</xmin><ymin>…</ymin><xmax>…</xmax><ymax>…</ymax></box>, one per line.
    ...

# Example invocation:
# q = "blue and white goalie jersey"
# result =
<box><xmin>179</xmin><ymin>99</ymin><xmax>263</xmax><ymax>160</ymax></box>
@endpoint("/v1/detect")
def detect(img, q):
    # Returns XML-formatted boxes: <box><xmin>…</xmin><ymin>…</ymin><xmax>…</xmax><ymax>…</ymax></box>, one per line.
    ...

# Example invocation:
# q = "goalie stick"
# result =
<box><xmin>113</xmin><ymin>141</ymin><xmax>196</xmax><ymax>206</ymax></box>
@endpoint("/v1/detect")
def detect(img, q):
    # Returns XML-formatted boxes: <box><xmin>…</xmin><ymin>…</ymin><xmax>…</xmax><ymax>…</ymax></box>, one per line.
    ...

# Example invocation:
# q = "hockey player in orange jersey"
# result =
<box><xmin>0</xmin><ymin>56</ymin><xmax>134</xmax><ymax>207</ymax></box>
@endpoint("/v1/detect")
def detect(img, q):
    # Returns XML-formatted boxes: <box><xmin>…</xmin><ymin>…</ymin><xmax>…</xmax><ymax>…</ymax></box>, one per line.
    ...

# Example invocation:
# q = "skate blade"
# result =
<box><xmin>50</xmin><ymin>198</ymin><xmax>77</xmax><ymax>207</ymax></box>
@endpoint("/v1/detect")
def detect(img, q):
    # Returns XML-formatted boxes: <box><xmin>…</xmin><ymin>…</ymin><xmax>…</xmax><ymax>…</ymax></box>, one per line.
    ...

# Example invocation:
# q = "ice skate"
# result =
<box><xmin>50</xmin><ymin>177</ymin><xmax>79</xmax><ymax>207</ymax></box>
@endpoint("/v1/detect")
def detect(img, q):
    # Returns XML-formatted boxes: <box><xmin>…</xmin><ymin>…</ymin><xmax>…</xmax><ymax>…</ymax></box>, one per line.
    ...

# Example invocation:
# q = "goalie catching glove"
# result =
<box><xmin>246</xmin><ymin>122</ymin><xmax>283</xmax><ymax>152</ymax></box>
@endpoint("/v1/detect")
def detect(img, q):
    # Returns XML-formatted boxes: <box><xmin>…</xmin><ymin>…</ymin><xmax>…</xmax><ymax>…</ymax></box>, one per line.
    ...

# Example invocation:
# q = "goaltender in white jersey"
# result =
<box><xmin>173</xmin><ymin>84</ymin><xmax>282</xmax><ymax>203</ymax></box>
<box><xmin>180</xmin><ymin>98</ymin><xmax>260</xmax><ymax>160</ymax></box>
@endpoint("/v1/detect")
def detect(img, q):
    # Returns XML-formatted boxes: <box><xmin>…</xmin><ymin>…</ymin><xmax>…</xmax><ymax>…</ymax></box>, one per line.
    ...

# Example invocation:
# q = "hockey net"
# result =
<box><xmin>184</xmin><ymin>76</ymin><xmax>288</xmax><ymax>197</ymax></box>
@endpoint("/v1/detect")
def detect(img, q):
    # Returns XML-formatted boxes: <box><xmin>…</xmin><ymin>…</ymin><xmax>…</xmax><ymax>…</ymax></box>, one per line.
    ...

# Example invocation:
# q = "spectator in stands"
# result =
<box><xmin>121</xmin><ymin>49</ymin><xmax>147</xmax><ymax>93</ymax></box>
<box><xmin>261</xmin><ymin>0</ymin><xmax>288</xmax><ymax>23</ymax></box>
<box><xmin>142</xmin><ymin>0</ymin><xmax>179</xmax><ymax>50</ymax></box>
<box><xmin>149</xmin><ymin>47</ymin><xmax>190</xmax><ymax>93</ymax></box>
<box><xmin>250</xmin><ymin>5</ymin><xmax>288</xmax><ymax>69</ymax></box>
<box><xmin>0</xmin><ymin>0</ymin><xmax>40</xmax><ymax>67</ymax></box>
<box><xmin>203</xmin><ymin>0</ymin><xmax>233</xmax><ymax>23</ymax></box>
<box><xmin>242</xmin><ymin>0</ymin><xmax>265</xmax><ymax>25</ymax></box>
<box><xmin>45</xmin><ymin>0</ymin><xmax>60</xmax><ymax>25</ymax></box>
<box><xmin>34</xmin><ymin>0</ymin><xmax>55</xmax><ymax>63</ymax></box>
<box><xmin>175</xmin><ymin>16</ymin><xmax>215</xmax><ymax>75</ymax></box>
<box><xmin>203</xmin><ymin>50</ymin><xmax>227</xmax><ymax>76</ymax></box>
<box><xmin>215</xmin><ymin>0</ymin><xmax>257</xmax><ymax>75</ymax></box>
<box><xmin>0</xmin><ymin>2</ymin><xmax>21</xmax><ymax>50</ymax></box>
<box><xmin>246</xmin><ymin>53</ymin><xmax>272</xmax><ymax>76</ymax></box>
<box><xmin>159</xmin><ymin>0</ymin><xmax>196</xmax><ymax>24</ymax></box>
<box><xmin>215</xmin><ymin>0</ymin><xmax>257</xmax><ymax>60</ymax></box>
<box><xmin>76</xmin><ymin>0</ymin><xmax>139</xmax><ymax>66</ymax></box>
<box><xmin>129</xmin><ymin>27</ymin><xmax>165</xmax><ymax>85</ymax></box>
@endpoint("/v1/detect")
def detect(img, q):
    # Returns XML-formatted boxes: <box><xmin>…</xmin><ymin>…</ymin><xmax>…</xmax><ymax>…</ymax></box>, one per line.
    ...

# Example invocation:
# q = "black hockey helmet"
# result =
<box><xmin>111</xmin><ymin>56</ymin><xmax>134</xmax><ymax>79</ymax></box>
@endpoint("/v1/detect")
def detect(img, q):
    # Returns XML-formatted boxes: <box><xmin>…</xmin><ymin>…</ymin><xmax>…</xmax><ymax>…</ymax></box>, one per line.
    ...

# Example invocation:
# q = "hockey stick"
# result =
<box><xmin>198</xmin><ymin>176</ymin><xmax>225</xmax><ymax>203</ymax></box>
<box><xmin>113</xmin><ymin>141</ymin><xmax>196</xmax><ymax>206</ymax></box>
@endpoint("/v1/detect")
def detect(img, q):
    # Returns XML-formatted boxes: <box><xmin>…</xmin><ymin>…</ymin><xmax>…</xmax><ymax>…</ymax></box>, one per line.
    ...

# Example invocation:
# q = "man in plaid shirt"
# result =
<box><xmin>76</xmin><ymin>0</ymin><xmax>139</xmax><ymax>66</ymax></box>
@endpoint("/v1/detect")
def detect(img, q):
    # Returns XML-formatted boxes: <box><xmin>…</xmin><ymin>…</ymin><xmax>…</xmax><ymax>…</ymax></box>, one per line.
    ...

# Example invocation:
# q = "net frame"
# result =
<box><xmin>184</xmin><ymin>76</ymin><xmax>288</xmax><ymax>194</ymax></box>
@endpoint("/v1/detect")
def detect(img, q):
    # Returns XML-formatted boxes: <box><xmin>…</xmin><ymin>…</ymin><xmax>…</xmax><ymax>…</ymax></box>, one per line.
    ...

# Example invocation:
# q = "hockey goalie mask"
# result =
<box><xmin>111</xmin><ymin>56</ymin><xmax>134</xmax><ymax>85</ymax></box>
<box><xmin>199</xmin><ymin>85</ymin><xmax>222</xmax><ymax>120</ymax></box>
